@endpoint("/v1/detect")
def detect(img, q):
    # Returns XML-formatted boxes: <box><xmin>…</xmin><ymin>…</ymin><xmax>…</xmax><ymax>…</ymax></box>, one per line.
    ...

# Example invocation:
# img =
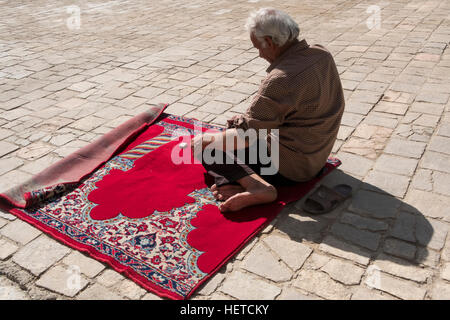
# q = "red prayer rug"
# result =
<box><xmin>0</xmin><ymin>103</ymin><xmax>341</xmax><ymax>300</ymax></box>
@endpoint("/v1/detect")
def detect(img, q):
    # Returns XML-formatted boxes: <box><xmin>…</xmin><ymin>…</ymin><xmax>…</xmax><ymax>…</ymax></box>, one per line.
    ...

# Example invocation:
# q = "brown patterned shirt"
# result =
<box><xmin>227</xmin><ymin>39</ymin><xmax>345</xmax><ymax>182</ymax></box>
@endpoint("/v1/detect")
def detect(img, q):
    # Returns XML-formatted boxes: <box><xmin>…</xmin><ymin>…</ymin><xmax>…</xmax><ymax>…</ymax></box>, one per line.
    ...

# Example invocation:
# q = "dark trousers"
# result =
<box><xmin>201</xmin><ymin>141</ymin><xmax>298</xmax><ymax>187</ymax></box>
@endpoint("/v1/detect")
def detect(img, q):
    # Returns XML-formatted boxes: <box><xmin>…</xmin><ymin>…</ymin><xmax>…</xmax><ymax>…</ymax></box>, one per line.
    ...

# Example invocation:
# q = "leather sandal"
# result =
<box><xmin>301</xmin><ymin>184</ymin><xmax>352</xmax><ymax>215</ymax></box>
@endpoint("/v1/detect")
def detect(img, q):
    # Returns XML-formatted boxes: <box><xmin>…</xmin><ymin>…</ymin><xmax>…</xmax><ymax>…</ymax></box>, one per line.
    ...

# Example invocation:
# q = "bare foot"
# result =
<box><xmin>218</xmin><ymin>185</ymin><xmax>277</xmax><ymax>212</ymax></box>
<box><xmin>210</xmin><ymin>184</ymin><xmax>245</xmax><ymax>201</ymax></box>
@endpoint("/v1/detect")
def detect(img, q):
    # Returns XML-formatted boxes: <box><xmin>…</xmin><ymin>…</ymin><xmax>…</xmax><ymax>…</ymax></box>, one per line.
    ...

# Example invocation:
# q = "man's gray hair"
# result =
<box><xmin>245</xmin><ymin>8</ymin><xmax>300</xmax><ymax>47</ymax></box>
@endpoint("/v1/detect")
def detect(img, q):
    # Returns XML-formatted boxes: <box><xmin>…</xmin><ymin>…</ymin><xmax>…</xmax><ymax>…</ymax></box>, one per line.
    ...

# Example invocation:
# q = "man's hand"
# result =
<box><xmin>226</xmin><ymin>114</ymin><xmax>241</xmax><ymax>128</ymax></box>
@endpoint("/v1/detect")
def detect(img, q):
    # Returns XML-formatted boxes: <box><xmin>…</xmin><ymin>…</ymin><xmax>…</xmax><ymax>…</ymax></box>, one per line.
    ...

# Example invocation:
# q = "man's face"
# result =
<box><xmin>250</xmin><ymin>33</ymin><xmax>276</xmax><ymax>63</ymax></box>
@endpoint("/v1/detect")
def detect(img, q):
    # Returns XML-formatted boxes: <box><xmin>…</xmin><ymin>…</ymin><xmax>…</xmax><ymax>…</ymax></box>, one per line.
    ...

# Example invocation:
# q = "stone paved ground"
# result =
<box><xmin>0</xmin><ymin>0</ymin><xmax>449</xmax><ymax>300</ymax></box>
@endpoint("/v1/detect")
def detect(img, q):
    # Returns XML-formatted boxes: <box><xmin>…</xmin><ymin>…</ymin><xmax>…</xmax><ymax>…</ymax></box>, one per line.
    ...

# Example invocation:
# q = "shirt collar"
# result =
<box><xmin>266</xmin><ymin>38</ymin><xmax>310</xmax><ymax>73</ymax></box>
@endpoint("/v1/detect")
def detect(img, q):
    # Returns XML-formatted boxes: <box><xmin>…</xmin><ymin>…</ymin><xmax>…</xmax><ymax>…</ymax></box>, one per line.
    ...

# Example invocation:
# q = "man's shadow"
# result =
<box><xmin>272</xmin><ymin>168</ymin><xmax>437</xmax><ymax>269</ymax></box>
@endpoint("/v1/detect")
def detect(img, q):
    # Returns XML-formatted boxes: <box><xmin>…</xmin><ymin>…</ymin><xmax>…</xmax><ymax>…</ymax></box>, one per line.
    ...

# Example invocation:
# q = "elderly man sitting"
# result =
<box><xmin>191</xmin><ymin>7</ymin><xmax>345</xmax><ymax>213</ymax></box>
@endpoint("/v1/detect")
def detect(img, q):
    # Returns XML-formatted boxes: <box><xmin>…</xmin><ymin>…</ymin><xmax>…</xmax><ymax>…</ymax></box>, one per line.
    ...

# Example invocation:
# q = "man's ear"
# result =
<box><xmin>264</xmin><ymin>36</ymin><xmax>275</xmax><ymax>49</ymax></box>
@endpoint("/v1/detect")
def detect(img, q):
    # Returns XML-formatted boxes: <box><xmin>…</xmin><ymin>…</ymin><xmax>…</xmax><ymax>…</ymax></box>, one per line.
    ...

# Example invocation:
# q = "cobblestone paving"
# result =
<box><xmin>1</xmin><ymin>0</ymin><xmax>449</xmax><ymax>300</ymax></box>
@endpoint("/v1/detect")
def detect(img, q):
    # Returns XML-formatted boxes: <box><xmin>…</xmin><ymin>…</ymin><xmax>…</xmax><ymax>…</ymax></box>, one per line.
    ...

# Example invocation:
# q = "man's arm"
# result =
<box><xmin>227</xmin><ymin>74</ymin><xmax>292</xmax><ymax>131</ymax></box>
<box><xmin>190</xmin><ymin>128</ymin><xmax>250</xmax><ymax>153</ymax></box>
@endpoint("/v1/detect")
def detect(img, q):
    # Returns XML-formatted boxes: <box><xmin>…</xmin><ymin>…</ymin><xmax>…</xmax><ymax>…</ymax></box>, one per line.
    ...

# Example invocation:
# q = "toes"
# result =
<box><xmin>213</xmin><ymin>190</ymin><xmax>227</xmax><ymax>201</ymax></box>
<box><xmin>210</xmin><ymin>184</ymin><xmax>217</xmax><ymax>192</ymax></box>
<box><xmin>218</xmin><ymin>202</ymin><xmax>230</xmax><ymax>212</ymax></box>
<box><xmin>219</xmin><ymin>196</ymin><xmax>237</xmax><ymax>212</ymax></box>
